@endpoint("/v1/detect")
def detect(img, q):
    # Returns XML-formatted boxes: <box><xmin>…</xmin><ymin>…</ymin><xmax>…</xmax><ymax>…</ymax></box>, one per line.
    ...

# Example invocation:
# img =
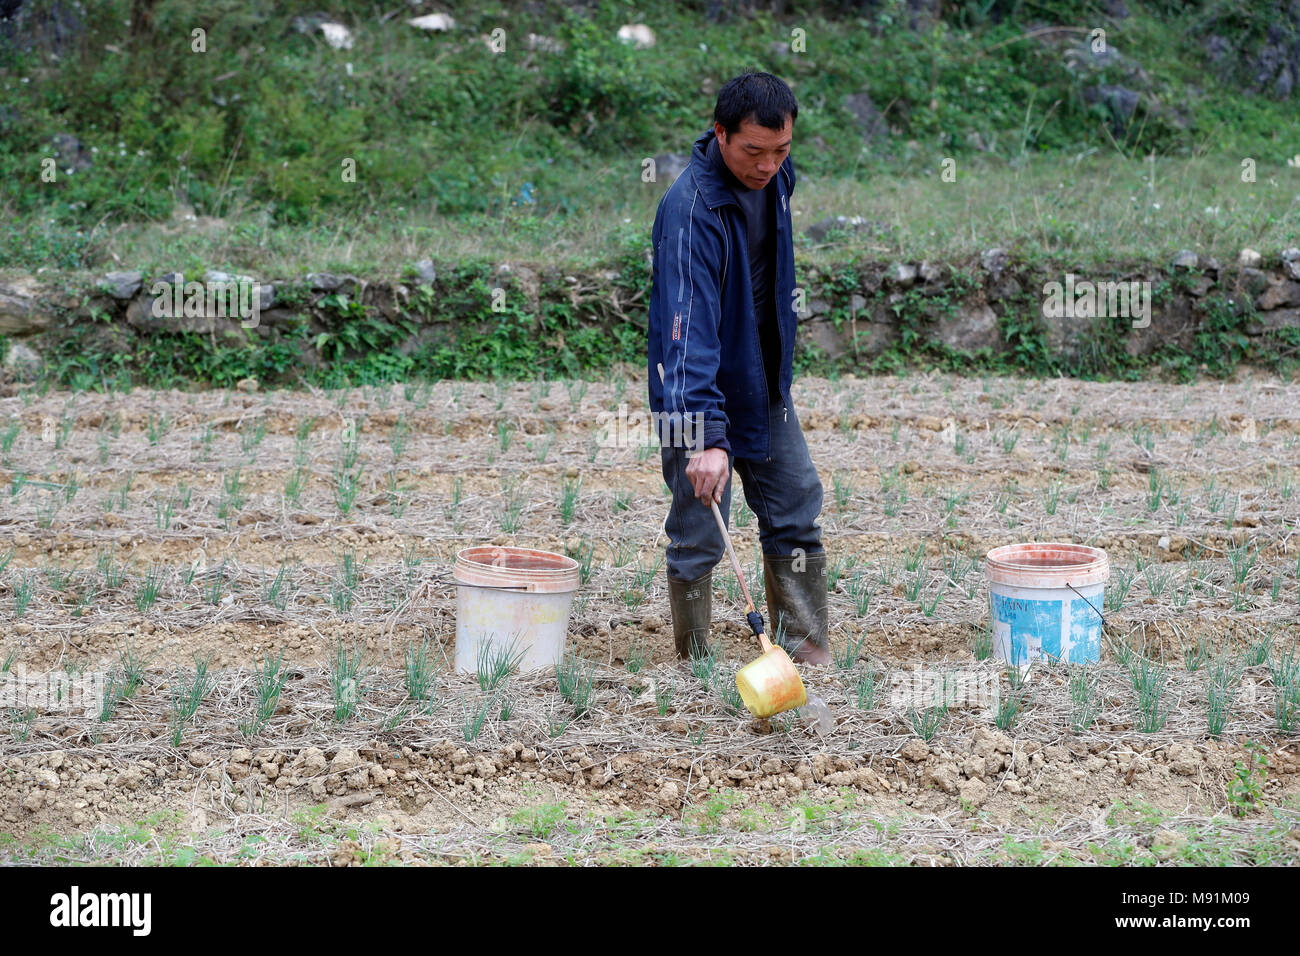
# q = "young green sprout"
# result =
<box><xmin>854</xmin><ymin>668</ymin><xmax>878</xmax><ymax>709</ymax></box>
<box><xmin>1204</xmin><ymin>653</ymin><xmax>1245</xmax><ymax>738</ymax></box>
<box><xmin>135</xmin><ymin>565</ymin><xmax>164</xmax><ymax>613</ymax></box>
<box><xmin>240</xmin><ymin>650</ymin><xmax>289</xmax><ymax>737</ymax></box>
<box><xmin>834</xmin><ymin>632</ymin><xmax>868</xmax><ymax>671</ymax></box>
<box><xmin>624</xmin><ymin>635</ymin><xmax>649</xmax><ymax>675</ymax></box>
<box><xmin>330</xmin><ymin>639</ymin><xmax>369</xmax><ymax>722</ymax></box>
<box><xmin>476</xmin><ymin>632</ymin><xmax>525</xmax><ymax>692</ymax></box>
<box><xmin>1128</xmin><ymin>656</ymin><xmax>1174</xmax><ymax>733</ymax></box>
<box><xmin>404</xmin><ymin>637</ymin><xmax>440</xmax><ymax>706</ymax></box>
<box><xmin>558</xmin><ymin>475</ymin><xmax>581</xmax><ymax>525</ymax></box>
<box><xmin>1068</xmin><ymin>663</ymin><xmax>1100</xmax><ymax>732</ymax></box>
<box><xmin>168</xmin><ymin>655</ymin><xmax>216</xmax><ymax>746</ymax></box>
<box><xmin>461</xmin><ymin>693</ymin><xmax>495</xmax><ymax>741</ymax></box>
<box><xmin>556</xmin><ymin>648</ymin><xmax>598</xmax><ymax>718</ymax></box>
<box><xmin>654</xmin><ymin>674</ymin><xmax>675</xmax><ymax>716</ymax></box>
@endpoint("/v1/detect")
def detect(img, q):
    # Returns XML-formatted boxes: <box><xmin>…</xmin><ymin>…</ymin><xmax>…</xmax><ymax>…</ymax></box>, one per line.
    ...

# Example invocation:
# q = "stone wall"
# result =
<box><xmin>2</xmin><ymin>248</ymin><xmax>1299</xmax><ymax>383</ymax></box>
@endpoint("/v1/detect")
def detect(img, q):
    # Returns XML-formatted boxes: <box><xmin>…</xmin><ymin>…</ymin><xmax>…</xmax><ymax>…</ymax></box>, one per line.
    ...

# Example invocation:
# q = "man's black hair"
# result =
<box><xmin>713</xmin><ymin>71</ymin><xmax>798</xmax><ymax>136</ymax></box>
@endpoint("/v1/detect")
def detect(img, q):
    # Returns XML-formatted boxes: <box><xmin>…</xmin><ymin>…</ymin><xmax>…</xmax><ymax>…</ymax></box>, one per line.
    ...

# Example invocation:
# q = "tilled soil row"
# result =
<box><xmin>4</xmin><ymin>729</ymin><xmax>1298</xmax><ymax>863</ymax></box>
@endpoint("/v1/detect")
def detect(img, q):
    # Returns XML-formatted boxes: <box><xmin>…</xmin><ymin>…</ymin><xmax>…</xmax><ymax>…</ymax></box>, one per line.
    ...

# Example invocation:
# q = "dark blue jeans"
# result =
<box><xmin>660</xmin><ymin>397</ymin><xmax>824</xmax><ymax>582</ymax></box>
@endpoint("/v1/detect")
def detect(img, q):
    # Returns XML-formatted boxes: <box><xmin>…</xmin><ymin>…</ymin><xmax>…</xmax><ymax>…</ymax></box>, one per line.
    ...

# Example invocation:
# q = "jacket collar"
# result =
<box><xmin>689</xmin><ymin>126</ymin><xmax>793</xmax><ymax>211</ymax></box>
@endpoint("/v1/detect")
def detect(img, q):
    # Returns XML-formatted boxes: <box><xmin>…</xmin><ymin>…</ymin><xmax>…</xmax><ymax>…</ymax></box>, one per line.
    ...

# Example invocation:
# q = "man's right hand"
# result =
<box><xmin>686</xmin><ymin>447</ymin><xmax>730</xmax><ymax>504</ymax></box>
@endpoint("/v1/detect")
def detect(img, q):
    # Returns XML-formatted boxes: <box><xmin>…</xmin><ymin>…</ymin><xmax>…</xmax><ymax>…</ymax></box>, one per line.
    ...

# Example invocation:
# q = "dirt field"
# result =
<box><xmin>1</xmin><ymin>368</ymin><xmax>1298</xmax><ymax>865</ymax></box>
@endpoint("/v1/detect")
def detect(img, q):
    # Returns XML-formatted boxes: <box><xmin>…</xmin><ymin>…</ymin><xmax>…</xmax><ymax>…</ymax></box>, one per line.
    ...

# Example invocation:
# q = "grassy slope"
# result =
<box><xmin>0</xmin><ymin>0</ymin><xmax>1297</xmax><ymax>274</ymax></box>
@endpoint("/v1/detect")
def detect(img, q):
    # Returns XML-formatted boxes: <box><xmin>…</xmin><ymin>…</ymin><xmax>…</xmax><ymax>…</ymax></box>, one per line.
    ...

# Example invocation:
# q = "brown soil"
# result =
<box><xmin>2</xmin><ymin>371</ymin><xmax>1298</xmax><ymax>864</ymax></box>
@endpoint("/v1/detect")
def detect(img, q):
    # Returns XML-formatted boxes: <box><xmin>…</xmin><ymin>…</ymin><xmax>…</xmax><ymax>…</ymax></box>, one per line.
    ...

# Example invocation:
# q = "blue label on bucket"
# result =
<box><xmin>1069</xmin><ymin>596</ymin><xmax>1104</xmax><ymax>660</ymax></box>
<box><xmin>990</xmin><ymin>592</ymin><xmax>1100</xmax><ymax>665</ymax></box>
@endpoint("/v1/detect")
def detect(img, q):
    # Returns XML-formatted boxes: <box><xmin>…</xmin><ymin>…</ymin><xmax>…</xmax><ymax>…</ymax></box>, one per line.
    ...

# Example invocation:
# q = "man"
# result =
<box><xmin>647</xmin><ymin>71</ymin><xmax>830</xmax><ymax>667</ymax></box>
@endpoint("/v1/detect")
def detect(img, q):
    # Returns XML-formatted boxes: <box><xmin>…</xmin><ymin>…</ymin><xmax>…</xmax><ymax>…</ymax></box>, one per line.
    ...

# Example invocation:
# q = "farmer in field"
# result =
<box><xmin>647</xmin><ymin>71</ymin><xmax>830</xmax><ymax>666</ymax></box>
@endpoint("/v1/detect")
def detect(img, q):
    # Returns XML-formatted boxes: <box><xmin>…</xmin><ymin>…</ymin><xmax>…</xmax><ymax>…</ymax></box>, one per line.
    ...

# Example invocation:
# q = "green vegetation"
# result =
<box><xmin>476</xmin><ymin>633</ymin><xmax>526</xmax><ymax>693</ymax></box>
<box><xmin>168</xmin><ymin>655</ymin><xmax>216</xmax><ymax>746</ymax></box>
<box><xmin>330</xmin><ymin>639</ymin><xmax>370</xmax><ymax>722</ymax></box>
<box><xmin>240</xmin><ymin>650</ymin><xmax>289</xmax><ymax>737</ymax></box>
<box><xmin>556</xmin><ymin>647</ymin><xmax>598</xmax><ymax>718</ymax></box>
<box><xmin>1</xmin><ymin>3</ymin><xmax>1298</xmax><ymax>388</ymax></box>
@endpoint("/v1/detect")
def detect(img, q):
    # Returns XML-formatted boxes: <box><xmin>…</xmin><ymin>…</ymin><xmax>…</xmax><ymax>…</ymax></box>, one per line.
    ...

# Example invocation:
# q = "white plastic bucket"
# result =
<box><xmin>984</xmin><ymin>542</ymin><xmax>1108</xmax><ymax>666</ymax></box>
<box><xmin>453</xmin><ymin>545</ymin><xmax>580</xmax><ymax>674</ymax></box>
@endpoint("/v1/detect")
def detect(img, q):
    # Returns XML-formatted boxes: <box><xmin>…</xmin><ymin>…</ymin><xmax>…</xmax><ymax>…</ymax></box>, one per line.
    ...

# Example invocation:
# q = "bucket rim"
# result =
<box><xmin>453</xmin><ymin>545</ymin><xmax>580</xmax><ymax>593</ymax></box>
<box><xmin>984</xmin><ymin>541</ymin><xmax>1109</xmax><ymax>587</ymax></box>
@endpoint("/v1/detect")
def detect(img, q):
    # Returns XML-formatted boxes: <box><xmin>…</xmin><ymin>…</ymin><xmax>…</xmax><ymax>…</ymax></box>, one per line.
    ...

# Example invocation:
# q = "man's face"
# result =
<box><xmin>715</xmin><ymin>115</ymin><xmax>792</xmax><ymax>190</ymax></box>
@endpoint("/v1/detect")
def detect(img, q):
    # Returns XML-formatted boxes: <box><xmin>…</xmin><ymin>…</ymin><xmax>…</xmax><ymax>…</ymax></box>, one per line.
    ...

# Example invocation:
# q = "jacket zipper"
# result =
<box><xmin>753</xmin><ymin>191</ymin><xmax>786</xmax><ymax>463</ymax></box>
<box><xmin>720</xmin><ymin>191</ymin><xmax>774</xmax><ymax>462</ymax></box>
<box><xmin>746</xmin><ymin>218</ymin><xmax>774</xmax><ymax>463</ymax></box>
<box><xmin>766</xmin><ymin>181</ymin><xmax>791</xmax><ymax>462</ymax></box>
<box><xmin>707</xmin><ymin>148</ymin><xmax>792</xmax><ymax>464</ymax></box>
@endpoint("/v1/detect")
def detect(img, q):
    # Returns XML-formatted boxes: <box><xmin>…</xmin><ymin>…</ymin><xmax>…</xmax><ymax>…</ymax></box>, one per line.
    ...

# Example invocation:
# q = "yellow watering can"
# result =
<box><xmin>707</xmin><ymin>498</ymin><xmax>807</xmax><ymax>718</ymax></box>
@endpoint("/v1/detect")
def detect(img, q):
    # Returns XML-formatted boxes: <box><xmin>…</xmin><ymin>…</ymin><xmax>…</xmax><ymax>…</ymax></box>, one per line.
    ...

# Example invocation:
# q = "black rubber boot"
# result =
<box><xmin>667</xmin><ymin>570</ymin><xmax>712</xmax><ymax>660</ymax></box>
<box><xmin>763</xmin><ymin>550</ymin><xmax>830</xmax><ymax>665</ymax></box>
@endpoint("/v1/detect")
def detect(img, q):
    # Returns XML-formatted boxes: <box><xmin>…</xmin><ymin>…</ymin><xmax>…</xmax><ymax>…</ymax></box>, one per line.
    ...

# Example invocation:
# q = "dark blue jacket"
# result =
<box><xmin>647</xmin><ymin>126</ymin><xmax>797</xmax><ymax>461</ymax></box>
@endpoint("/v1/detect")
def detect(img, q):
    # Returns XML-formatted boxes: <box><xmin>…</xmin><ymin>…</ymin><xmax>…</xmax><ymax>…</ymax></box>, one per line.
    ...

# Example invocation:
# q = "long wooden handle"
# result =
<box><xmin>659</xmin><ymin>367</ymin><xmax>772</xmax><ymax>651</ymax></box>
<box><xmin>709</xmin><ymin>498</ymin><xmax>773</xmax><ymax>653</ymax></box>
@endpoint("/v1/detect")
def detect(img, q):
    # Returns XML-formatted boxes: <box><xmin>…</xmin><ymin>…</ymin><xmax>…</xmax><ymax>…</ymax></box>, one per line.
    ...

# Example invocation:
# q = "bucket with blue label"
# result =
<box><xmin>984</xmin><ymin>542</ymin><xmax>1109</xmax><ymax>667</ymax></box>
